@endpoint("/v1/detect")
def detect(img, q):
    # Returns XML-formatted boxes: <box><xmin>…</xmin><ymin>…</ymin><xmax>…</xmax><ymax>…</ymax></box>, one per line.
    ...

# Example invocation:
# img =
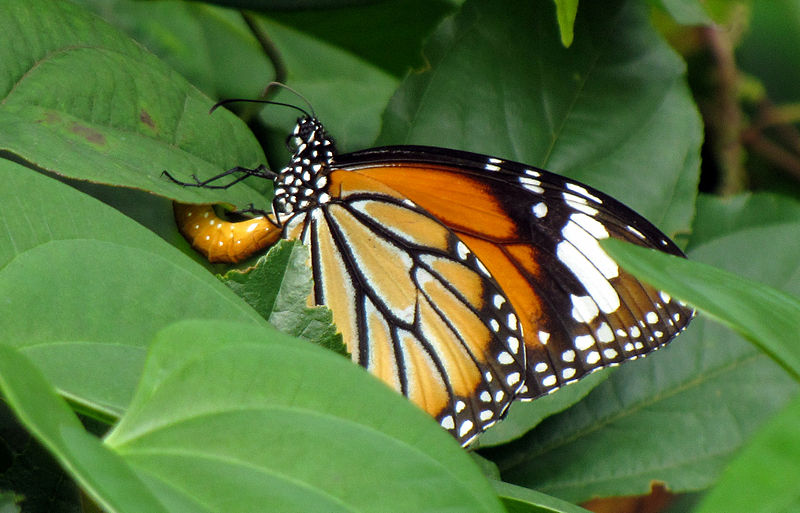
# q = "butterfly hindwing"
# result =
<box><xmin>282</xmin><ymin>169</ymin><xmax>526</xmax><ymax>445</ymax></box>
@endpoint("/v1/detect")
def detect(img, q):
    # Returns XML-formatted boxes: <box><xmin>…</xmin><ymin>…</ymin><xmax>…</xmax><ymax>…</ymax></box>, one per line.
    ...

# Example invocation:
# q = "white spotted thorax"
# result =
<box><xmin>273</xmin><ymin>117</ymin><xmax>337</xmax><ymax>224</ymax></box>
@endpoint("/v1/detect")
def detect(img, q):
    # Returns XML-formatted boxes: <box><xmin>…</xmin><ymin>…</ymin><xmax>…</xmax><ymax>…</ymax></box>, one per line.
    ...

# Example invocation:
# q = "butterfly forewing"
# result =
<box><xmin>334</xmin><ymin>146</ymin><xmax>694</xmax><ymax>401</ymax></box>
<box><xmin>282</xmin><ymin>169</ymin><xmax>526</xmax><ymax>445</ymax></box>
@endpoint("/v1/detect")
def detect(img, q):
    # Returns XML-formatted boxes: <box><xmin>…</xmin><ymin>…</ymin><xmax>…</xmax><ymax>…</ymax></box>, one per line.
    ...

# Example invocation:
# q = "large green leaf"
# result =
<box><xmin>693</xmin><ymin>394</ymin><xmax>800</xmax><ymax>513</ymax></box>
<box><xmin>251</xmin><ymin>14</ymin><xmax>398</xmax><ymax>152</ymax></box>
<box><xmin>0</xmin><ymin>160</ymin><xmax>265</xmax><ymax>417</ymax></box>
<box><xmin>2</xmin><ymin>320</ymin><xmax>507</xmax><ymax>512</ymax></box>
<box><xmin>74</xmin><ymin>0</ymin><xmax>274</xmax><ymax>100</ymax></box>
<box><xmin>0</xmin><ymin>0</ymin><xmax>266</xmax><ymax>207</ymax></box>
<box><xmin>0</xmin><ymin>345</ymin><xmax>171</xmax><ymax>513</ymax></box>
<box><xmin>103</xmin><ymin>320</ymin><xmax>506</xmax><ymax>513</ymax></box>
<box><xmin>267</xmin><ymin>0</ymin><xmax>456</xmax><ymax>77</ymax></box>
<box><xmin>484</xmin><ymin>223</ymin><xmax>800</xmax><ymax>501</ymax></box>
<box><xmin>380</xmin><ymin>0</ymin><xmax>700</xmax><ymax>238</ymax></box>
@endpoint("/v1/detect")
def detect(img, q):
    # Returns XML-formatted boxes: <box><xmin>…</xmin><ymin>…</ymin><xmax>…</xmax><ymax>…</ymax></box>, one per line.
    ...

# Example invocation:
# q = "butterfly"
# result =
<box><xmin>168</xmin><ymin>106</ymin><xmax>693</xmax><ymax>446</ymax></box>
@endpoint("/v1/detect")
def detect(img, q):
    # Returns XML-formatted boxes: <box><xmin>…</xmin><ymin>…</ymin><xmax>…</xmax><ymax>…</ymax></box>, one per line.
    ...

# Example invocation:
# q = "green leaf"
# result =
<box><xmin>552</xmin><ymin>0</ymin><xmax>579</xmax><ymax>47</ymax></box>
<box><xmin>221</xmin><ymin>240</ymin><xmax>346</xmax><ymax>354</ymax></box>
<box><xmin>689</xmin><ymin>192</ymin><xmax>800</xmax><ymax>249</ymax></box>
<box><xmin>0</xmin><ymin>0</ymin><xmax>267</xmax><ymax>208</ymax></box>
<box><xmin>0</xmin><ymin>161</ymin><xmax>264</xmax><ymax>418</ymax></box>
<box><xmin>103</xmin><ymin>320</ymin><xmax>506</xmax><ymax>513</ymax></box>
<box><xmin>380</xmin><ymin>0</ymin><xmax>699</xmax><ymax>238</ymax></box>
<box><xmin>484</xmin><ymin>223</ymin><xmax>800</xmax><ymax>501</ymax></box>
<box><xmin>252</xmin><ymin>14</ymin><xmax>399</xmax><ymax>152</ymax></box>
<box><xmin>0</xmin><ymin>345</ymin><xmax>170</xmax><ymax>513</ymax></box>
<box><xmin>739</xmin><ymin>0</ymin><xmax>800</xmax><ymax>104</ymax></box>
<box><xmin>73</xmin><ymin>0</ymin><xmax>274</xmax><ymax>99</ymax></box>
<box><xmin>267</xmin><ymin>0</ymin><xmax>456</xmax><ymax>77</ymax></box>
<box><xmin>652</xmin><ymin>0</ymin><xmax>713</xmax><ymax>25</ymax></box>
<box><xmin>494</xmin><ymin>480</ymin><xmax>593</xmax><ymax>513</ymax></box>
<box><xmin>602</xmin><ymin>238</ymin><xmax>800</xmax><ymax>381</ymax></box>
<box><xmin>694</xmin><ymin>394</ymin><xmax>800</xmax><ymax>513</ymax></box>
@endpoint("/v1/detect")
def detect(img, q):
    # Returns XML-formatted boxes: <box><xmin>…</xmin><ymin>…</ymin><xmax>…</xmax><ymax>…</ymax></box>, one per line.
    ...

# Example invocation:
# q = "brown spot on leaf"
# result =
<box><xmin>69</xmin><ymin>122</ymin><xmax>106</xmax><ymax>145</ymax></box>
<box><xmin>38</xmin><ymin>111</ymin><xmax>63</xmax><ymax>124</ymax></box>
<box><xmin>140</xmin><ymin>109</ymin><xmax>155</xmax><ymax>129</ymax></box>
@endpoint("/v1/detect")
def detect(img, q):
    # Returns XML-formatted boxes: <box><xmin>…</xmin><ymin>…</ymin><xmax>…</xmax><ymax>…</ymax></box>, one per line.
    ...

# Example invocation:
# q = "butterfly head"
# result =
<box><xmin>273</xmin><ymin>117</ymin><xmax>337</xmax><ymax>217</ymax></box>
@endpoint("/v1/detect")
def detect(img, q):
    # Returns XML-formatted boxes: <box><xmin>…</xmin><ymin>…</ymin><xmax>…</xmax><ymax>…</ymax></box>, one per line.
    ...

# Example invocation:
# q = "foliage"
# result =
<box><xmin>1</xmin><ymin>0</ymin><xmax>799</xmax><ymax>511</ymax></box>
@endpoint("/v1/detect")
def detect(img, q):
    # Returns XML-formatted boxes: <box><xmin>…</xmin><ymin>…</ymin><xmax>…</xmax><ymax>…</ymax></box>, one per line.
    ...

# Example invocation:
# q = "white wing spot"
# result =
<box><xmin>603</xmin><ymin>348</ymin><xmax>618</xmax><ymax>359</ymax></box>
<box><xmin>566</xmin><ymin>182</ymin><xmax>602</xmax><ymax>203</ymax></box>
<box><xmin>561</xmin><ymin>350</ymin><xmax>576</xmax><ymax>362</ymax></box>
<box><xmin>519</xmin><ymin>176</ymin><xmax>544</xmax><ymax>194</ymax></box>
<box><xmin>586</xmin><ymin>351</ymin><xmax>601</xmax><ymax>365</ymax></box>
<box><xmin>574</xmin><ymin>335</ymin><xmax>595</xmax><ymax>351</ymax></box>
<box><xmin>489</xmin><ymin>319</ymin><xmax>500</xmax><ymax>332</ymax></box>
<box><xmin>507</xmin><ymin>313</ymin><xmax>518</xmax><ymax>331</ymax></box>
<box><xmin>534</xmin><ymin>362</ymin><xmax>548</xmax><ymax>373</ymax></box>
<box><xmin>495</xmin><ymin>390</ymin><xmax>505</xmax><ymax>402</ymax></box>
<box><xmin>562</xmin><ymin>367</ymin><xmax>576</xmax><ymax>379</ymax></box>
<box><xmin>493</xmin><ymin>294</ymin><xmax>506</xmax><ymax>308</ymax></box>
<box><xmin>542</xmin><ymin>375</ymin><xmax>557</xmax><ymax>387</ymax></box>
<box><xmin>459</xmin><ymin>420</ymin><xmax>474</xmax><ymax>438</ymax></box>
<box><xmin>497</xmin><ymin>351</ymin><xmax>514</xmax><ymax>365</ymax></box>
<box><xmin>532</xmin><ymin>202</ymin><xmax>548</xmax><ymax>218</ymax></box>
<box><xmin>627</xmin><ymin>225</ymin><xmax>646</xmax><ymax>240</ymax></box>
<box><xmin>507</xmin><ymin>336</ymin><xmax>520</xmax><ymax>354</ymax></box>
<box><xmin>480</xmin><ymin>391</ymin><xmax>492</xmax><ymax>402</ymax></box>
<box><xmin>597</xmin><ymin>322</ymin><xmax>614</xmax><ymax>343</ymax></box>
<box><xmin>646</xmin><ymin>311</ymin><xmax>659</xmax><ymax>324</ymax></box>
<box><xmin>480</xmin><ymin>410</ymin><xmax>494</xmax><ymax>421</ymax></box>
<box><xmin>506</xmin><ymin>372</ymin><xmax>521</xmax><ymax>386</ymax></box>
<box><xmin>441</xmin><ymin>416</ymin><xmax>455</xmax><ymax>430</ymax></box>
<box><xmin>630</xmin><ymin>326</ymin><xmax>641</xmax><ymax>337</ymax></box>
<box><xmin>571</xmin><ymin>294</ymin><xmax>599</xmax><ymax>323</ymax></box>
<box><xmin>456</xmin><ymin>241</ymin><xmax>470</xmax><ymax>260</ymax></box>
<box><xmin>538</xmin><ymin>331</ymin><xmax>550</xmax><ymax>344</ymax></box>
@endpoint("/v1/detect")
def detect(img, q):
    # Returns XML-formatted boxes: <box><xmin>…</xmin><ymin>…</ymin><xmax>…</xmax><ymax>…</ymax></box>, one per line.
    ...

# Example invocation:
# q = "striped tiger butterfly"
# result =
<box><xmin>167</xmin><ymin>98</ymin><xmax>693</xmax><ymax>446</ymax></box>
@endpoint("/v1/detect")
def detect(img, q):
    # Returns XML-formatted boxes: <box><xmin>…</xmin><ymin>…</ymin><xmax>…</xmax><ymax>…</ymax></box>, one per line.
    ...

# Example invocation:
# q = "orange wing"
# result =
<box><xmin>334</xmin><ymin>147</ymin><xmax>693</xmax><ymax>401</ymax></box>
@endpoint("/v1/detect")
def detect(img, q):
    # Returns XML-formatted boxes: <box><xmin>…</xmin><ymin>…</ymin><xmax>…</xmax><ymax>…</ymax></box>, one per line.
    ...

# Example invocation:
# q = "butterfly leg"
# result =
<box><xmin>162</xmin><ymin>164</ymin><xmax>277</xmax><ymax>189</ymax></box>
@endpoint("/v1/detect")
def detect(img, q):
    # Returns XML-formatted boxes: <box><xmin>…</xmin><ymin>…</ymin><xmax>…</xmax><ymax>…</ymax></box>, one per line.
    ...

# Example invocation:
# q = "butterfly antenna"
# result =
<box><xmin>263</xmin><ymin>81</ymin><xmax>316</xmax><ymax>118</ymax></box>
<box><xmin>209</xmin><ymin>98</ymin><xmax>311</xmax><ymax>118</ymax></box>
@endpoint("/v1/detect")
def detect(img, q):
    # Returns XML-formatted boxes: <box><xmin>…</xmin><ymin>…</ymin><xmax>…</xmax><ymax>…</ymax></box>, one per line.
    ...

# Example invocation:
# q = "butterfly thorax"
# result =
<box><xmin>273</xmin><ymin>117</ymin><xmax>337</xmax><ymax>220</ymax></box>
